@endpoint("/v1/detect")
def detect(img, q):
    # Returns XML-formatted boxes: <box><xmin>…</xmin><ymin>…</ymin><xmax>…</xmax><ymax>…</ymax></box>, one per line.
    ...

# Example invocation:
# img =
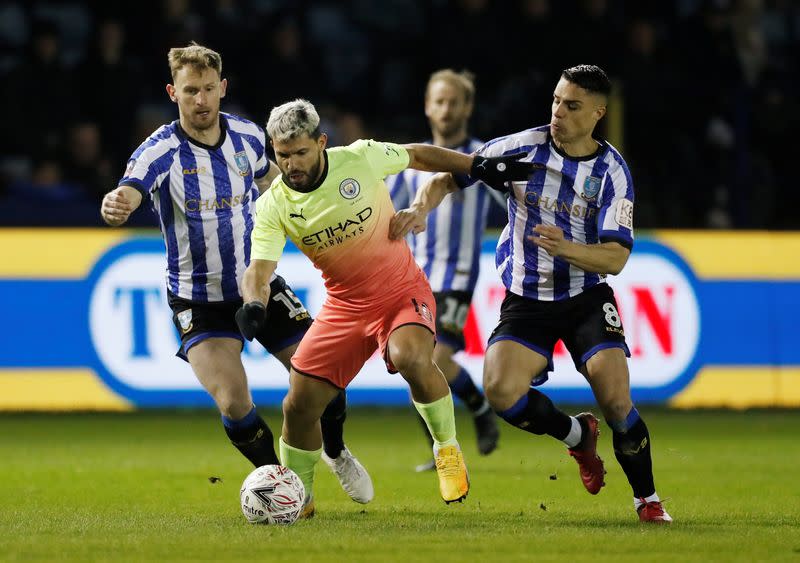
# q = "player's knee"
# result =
<box><xmin>281</xmin><ymin>392</ymin><xmax>307</xmax><ymax>421</ymax></box>
<box><xmin>205</xmin><ymin>377</ymin><xmax>250</xmax><ymax>418</ymax></box>
<box><xmin>391</xmin><ymin>346</ymin><xmax>432</xmax><ymax>378</ymax></box>
<box><xmin>215</xmin><ymin>389</ymin><xmax>252</xmax><ymax>420</ymax></box>
<box><xmin>483</xmin><ymin>372</ymin><xmax>517</xmax><ymax>411</ymax></box>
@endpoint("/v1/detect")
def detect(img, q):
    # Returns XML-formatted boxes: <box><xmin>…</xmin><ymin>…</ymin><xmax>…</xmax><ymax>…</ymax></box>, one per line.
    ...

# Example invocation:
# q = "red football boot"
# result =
<box><xmin>637</xmin><ymin>499</ymin><xmax>673</xmax><ymax>523</ymax></box>
<box><xmin>567</xmin><ymin>412</ymin><xmax>606</xmax><ymax>495</ymax></box>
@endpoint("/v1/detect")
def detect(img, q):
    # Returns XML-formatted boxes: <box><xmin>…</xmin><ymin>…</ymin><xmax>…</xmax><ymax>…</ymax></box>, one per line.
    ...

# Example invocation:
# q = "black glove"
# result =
<box><xmin>470</xmin><ymin>153</ymin><xmax>536</xmax><ymax>191</ymax></box>
<box><xmin>235</xmin><ymin>301</ymin><xmax>267</xmax><ymax>341</ymax></box>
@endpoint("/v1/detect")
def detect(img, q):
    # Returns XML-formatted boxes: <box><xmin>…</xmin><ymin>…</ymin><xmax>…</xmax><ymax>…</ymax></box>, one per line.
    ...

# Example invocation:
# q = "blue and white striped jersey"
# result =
<box><xmin>388</xmin><ymin>138</ymin><xmax>492</xmax><ymax>293</ymax></box>
<box><xmin>119</xmin><ymin>112</ymin><xmax>270</xmax><ymax>303</ymax></box>
<box><xmin>468</xmin><ymin>125</ymin><xmax>634</xmax><ymax>301</ymax></box>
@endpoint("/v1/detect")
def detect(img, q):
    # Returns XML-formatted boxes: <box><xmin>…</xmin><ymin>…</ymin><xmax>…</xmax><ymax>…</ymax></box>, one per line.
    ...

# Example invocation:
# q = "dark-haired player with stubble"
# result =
<box><xmin>391</xmin><ymin>65</ymin><xmax>672</xmax><ymax>523</ymax></box>
<box><xmin>239</xmin><ymin>98</ymin><xmax>536</xmax><ymax>516</ymax></box>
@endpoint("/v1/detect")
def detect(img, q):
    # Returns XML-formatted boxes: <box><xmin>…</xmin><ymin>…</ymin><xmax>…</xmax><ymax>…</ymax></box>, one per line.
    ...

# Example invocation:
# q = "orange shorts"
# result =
<box><xmin>291</xmin><ymin>274</ymin><xmax>436</xmax><ymax>389</ymax></box>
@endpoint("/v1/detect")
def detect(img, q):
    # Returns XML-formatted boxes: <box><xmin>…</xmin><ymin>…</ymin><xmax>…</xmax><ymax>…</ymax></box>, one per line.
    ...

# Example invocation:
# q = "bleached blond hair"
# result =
<box><xmin>266</xmin><ymin>99</ymin><xmax>321</xmax><ymax>142</ymax></box>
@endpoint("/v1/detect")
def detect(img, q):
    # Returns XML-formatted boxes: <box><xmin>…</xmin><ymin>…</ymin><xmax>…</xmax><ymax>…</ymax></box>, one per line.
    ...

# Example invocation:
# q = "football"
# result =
<box><xmin>240</xmin><ymin>465</ymin><xmax>306</xmax><ymax>525</ymax></box>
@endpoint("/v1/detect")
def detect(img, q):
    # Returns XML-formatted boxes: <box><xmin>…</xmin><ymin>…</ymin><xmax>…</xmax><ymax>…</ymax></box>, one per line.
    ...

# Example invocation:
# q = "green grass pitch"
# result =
<box><xmin>1</xmin><ymin>408</ymin><xmax>798</xmax><ymax>562</ymax></box>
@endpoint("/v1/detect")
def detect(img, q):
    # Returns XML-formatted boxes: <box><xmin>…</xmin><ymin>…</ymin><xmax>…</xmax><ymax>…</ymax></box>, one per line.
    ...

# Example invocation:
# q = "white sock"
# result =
<box><xmin>562</xmin><ymin>416</ymin><xmax>582</xmax><ymax>448</ymax></box>
<box><xmin>634</xmin><ymin>492</ymin><xmax>660</xmax><ymax>509</ymax></box>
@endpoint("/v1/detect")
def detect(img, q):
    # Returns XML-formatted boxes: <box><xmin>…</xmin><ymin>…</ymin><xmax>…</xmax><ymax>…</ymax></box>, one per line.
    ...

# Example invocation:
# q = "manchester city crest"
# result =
<box><xmin>339</xmin><ymin>178</ymin><xmax>361</xmax><ymax>199</ymax></box>
<box><xmin>420</xmin><ymin>302</ymin><xmax>432</xmax><ymax>322</ymax></box>
<box><xmin>581</xmin><ymin>175</ymin><xmax>602</xmax><ymax>201</ymax></box>
<box><xmin>234</xmin><ymin>151</ymin><xmax>251</xmax><ymax>177</ymax></box>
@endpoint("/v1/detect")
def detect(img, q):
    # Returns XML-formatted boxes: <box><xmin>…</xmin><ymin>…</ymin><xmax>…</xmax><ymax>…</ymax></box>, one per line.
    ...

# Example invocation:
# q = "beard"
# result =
<box><xmin>282</xmin><ymin>156</ymin><xmax>322</xmax><ymax>192</ymax></box>
<box><xmin>432</xmin><ymin>119</ymin><xmax>463</xmax><ymax>139</ymax></box>
<box><xmin>189</xmin><ymin>108</ymin><xmax>218</xmax><ymax>131</ymax></box>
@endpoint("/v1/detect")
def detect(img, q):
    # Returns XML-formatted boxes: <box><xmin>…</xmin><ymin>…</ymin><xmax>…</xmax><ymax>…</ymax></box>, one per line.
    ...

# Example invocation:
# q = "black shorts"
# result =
<box><xmin>488</xmin><ymin>283</ymin><xmax>630</xmax><ymax>383</ymax></box>
<box><xmin>168</xmin><ymin>275</ymin><xmax>313</xmax><ymax>361</ymax></box>
<box><xmin>434</xmin><ymin>290</ymin><xmax>473</xmax><ymax>351</ymax></box>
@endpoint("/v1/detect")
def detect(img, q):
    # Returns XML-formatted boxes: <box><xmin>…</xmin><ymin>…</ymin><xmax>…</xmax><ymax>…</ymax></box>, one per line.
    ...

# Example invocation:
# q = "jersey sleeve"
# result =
<box><xmin>597</xmin><ymin>157</ymin><xmax>635</xmax><ymax>249</ymax></box>
<box><xmin>452</xmin><ymin>140</ymin><xmax>505</xmax><ymax>191</ymax></box>
<box><xmin>386</xmin><ymin>171</ymin><xmax>410</xmax><ymax>209</ymax></box>
<box><xmin>250</xmin><ymin>187</ymin><xmax>288</xmax><ymax>261</ymax></box>
<box><xmin>253</xmin><ymin>125</ymin><xmax>270</xmax><ymax>179</ymax></box>
<box><xmin>356</xmin><ymin>139</ymin><xmax>410</xmax><ymax>179</ymax></box>
<box><xmin>118</xmin><ymin>147</ymin><xmax>168</xmax><ymax>196</ymax></box>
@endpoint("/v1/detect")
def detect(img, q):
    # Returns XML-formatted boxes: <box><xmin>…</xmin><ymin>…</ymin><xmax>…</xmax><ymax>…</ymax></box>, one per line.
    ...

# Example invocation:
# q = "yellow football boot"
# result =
<box><xmin>434</xmin><ymin>445</ymin><xmax>469</xmax><ymax>503</ymax></box>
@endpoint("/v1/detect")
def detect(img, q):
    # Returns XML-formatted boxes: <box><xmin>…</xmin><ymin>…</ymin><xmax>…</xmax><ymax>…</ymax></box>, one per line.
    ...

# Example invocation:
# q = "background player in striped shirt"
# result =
<box><xmin>388</xmin><ymin>70</ymin><xmax>499</xmax><ymax>472</ymax></box>
<box><xmin>239</xmin><ymin>99</ymin><xmax>534</xmax><ymax>516</ymax></box>
<box><xmin>99</xmin><ymin>43</ymin><xmax>373</xmax><ymax>505</ymax></box>
<box><xmin>390</xmin><ymin>65</ymin><xmax>671</xmax><ymax>523</ymax></box>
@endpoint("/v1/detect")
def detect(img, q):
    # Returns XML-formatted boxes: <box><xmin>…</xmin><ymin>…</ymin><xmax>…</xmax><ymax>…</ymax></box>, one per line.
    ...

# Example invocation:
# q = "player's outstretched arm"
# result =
<box><xmin>101</xmin><ymin>185</ymin><xmax>143</xmax><ymax>227</ymax></box>
<box><xmin>238</xmin><ymin>258</ymin><xmax>278</xmax><ymax>340</ymax></box>
<box><xmin>389</xmin><ymin>172</ymin><xmax>458</xmax><ymax>240</ymax></box>
<box><xmin>404</xmin><ymin>144</ymin><xmax>472</xmax><ymax>174</ymax></box>
<box><xmin>404</xmin><ymin>144</ymin><xmax>536</xmax><ymax>190</ymax></box>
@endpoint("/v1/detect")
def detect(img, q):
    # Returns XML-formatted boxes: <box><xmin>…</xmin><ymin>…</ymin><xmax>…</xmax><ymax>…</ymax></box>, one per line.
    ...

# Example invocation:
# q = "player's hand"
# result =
<box><xmin>528</xmin><ymin>224</ymin><xmax>568</xmax><ymax>256</ymax></box>
<box><xmin>389</xmin><ymin>207</ymin><xmax>427</xmax><ymax>240</ymax></box>
<box><xmin>101</xmin><ymin>188</ymin><xmax>134</xmax><ymax>226</ymax></box>
<box><xmin>470</xmin><ymin>153</ymin><xmax>535</xmax><ymax>191</ymax></box>
<box><xmin>235</xmin><ymin>301</ymin><xmax>267</xmax><ymax>341</ymax></box>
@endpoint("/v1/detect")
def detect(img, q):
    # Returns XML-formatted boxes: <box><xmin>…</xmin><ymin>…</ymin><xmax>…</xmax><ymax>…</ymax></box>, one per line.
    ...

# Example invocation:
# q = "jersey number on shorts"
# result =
<box><xmin>273</xmin><ymin>288</ymin><xmax>308</xmax><ymax>318</ymax></box>
<box><xmin>603</xmin><ymin>302</ymin><xmax>621</xmax><ymax>328</ymax></box>
<box><xmin>441</xmin><ymin>297</ymin><xmax>469</xmax><ymax>331</ymax></box>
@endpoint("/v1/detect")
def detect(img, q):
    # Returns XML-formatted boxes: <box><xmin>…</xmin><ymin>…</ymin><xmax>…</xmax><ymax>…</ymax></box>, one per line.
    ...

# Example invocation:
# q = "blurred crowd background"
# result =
<box><xmin>0</xmin><ymin>0</ymin><xmax>797</xmax><ymax>229</ymax></box>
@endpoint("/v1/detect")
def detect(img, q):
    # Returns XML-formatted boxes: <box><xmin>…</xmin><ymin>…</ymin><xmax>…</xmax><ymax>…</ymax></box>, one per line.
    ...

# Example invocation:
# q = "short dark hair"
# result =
<box><xmin>561</xmin><ymin>65</ymin><xmax>611</xmax><ymax>97</ymax></box>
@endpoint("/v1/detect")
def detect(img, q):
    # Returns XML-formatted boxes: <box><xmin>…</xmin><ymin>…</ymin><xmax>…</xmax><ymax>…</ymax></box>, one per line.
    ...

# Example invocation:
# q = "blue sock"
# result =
<box><xmin>496</xmin><ymin>389</ymin><xmax>571</xmax><ymax>439</ymax></box>
<box><xmin>221</xmin><ymin>405</ymin><xmax>279</xmax><ymax>466</ymax></box>
<box><xmin>448</xmin><ymin>368</ymin><xmax>487</xmax><ymax>413</ymax></box>
<box><xmin>221</xmin><ymin>405</ymin><xmax>259</xmax><ymax>430</ymax></box>
<box><xmin>610</xmin><ymin>407</ymin><xmax>655</xmax><ymax>498</ymax></box>
<box><xmin>607</xmin><ymin>407</ymin><xmax>640</xmax><ymax>434</ymax></box>
<box><xmin>498</xmin><ymin>394</ymin><xmax>529</xmax><ymax>425</ymax></box>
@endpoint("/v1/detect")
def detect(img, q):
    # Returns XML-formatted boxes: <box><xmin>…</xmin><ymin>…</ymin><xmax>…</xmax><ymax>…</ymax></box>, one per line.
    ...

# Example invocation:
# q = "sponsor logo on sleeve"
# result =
<box><xmin>382</xmin><ymin>143</ymin><xmax>400</xmax><ymax>157</ymax></box>
<box><xmin>615</xmin><ymin>198</ymin><xmax>634</xmax><ymax>229</ymax></box>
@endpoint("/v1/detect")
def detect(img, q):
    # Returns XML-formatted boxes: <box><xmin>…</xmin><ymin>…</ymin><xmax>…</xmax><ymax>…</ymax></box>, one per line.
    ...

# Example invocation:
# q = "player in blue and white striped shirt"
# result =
<box><xmin>388</xmin><ymin>70</ymin><xmax>499</xmax><ymax>471</ymax></box>
<box><xmin>100</xmin><ymin>43</ymin><xmax>373</xmax><ymax>507</ymax></box>
<box><xmin>390</xmin><ymin>65</ymin><xmax>671</xmax><ymax>523</ymax></box>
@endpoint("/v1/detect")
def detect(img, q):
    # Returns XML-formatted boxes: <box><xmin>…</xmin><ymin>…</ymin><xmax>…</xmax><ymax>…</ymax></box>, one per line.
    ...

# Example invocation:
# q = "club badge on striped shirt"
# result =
<box><xmin>581</xmin><ymin>175</ymin><xmax>602</xmax><ymax>201</ymax></box>
<box><xmin>234</xmin><ymin>151</ymin><xmax>251</xmax><ymax>177</ymax></box>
